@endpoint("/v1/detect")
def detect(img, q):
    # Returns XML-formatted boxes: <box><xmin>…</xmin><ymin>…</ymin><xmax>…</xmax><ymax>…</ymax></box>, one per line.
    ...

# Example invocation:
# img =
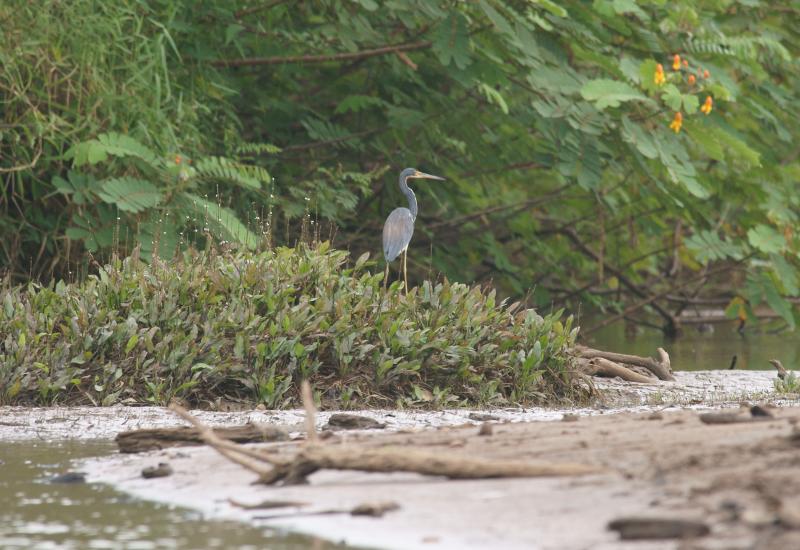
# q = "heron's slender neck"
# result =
<box><xmin>399</xmin><ymin>175</ymin><xmax>418</xmax><ymax>219</ymax></box>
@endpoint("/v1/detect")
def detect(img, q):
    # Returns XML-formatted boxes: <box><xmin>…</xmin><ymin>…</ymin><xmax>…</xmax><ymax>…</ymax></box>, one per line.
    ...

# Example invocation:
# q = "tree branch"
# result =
<box><xmin>581</xmin><ymin>262</ymin><xmax>747</xmax><ymax>336</ymax></box>
<box><xmin>211</xmin><ymin>40</ymin><xmax>431</xmax><ymax>68</ymax></box>
<box><xmin>559</xmin><ymin>227</ymin><xmax>678</xmax><ymax>329</ymax></box>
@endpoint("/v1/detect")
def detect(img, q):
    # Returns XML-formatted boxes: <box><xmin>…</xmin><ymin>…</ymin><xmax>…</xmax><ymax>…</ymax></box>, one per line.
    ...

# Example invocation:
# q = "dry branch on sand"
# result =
<box><xmin>116</xmin><ymin>423</ymin><xmax>289</xmax><ymax>453</ymax></box>
<box><xmin>166</xmin><ymin>381</ymin><xmax>601</xmax><ymax>485</ymax></box>
<box><xmin>575</xmin><ymin>346</ymin><xmax>674</xmax><ymax>383</ymax></box>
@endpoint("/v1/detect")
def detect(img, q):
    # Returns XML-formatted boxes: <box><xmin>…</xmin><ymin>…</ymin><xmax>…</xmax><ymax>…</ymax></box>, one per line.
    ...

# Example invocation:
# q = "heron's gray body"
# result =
<box><xmin>381</xmin><ymin>168</ymin><xmax>444</xmax><ymax>291</ymax></box>
<box><xmin>382</xmin><ymin>168</ymin><xmax>421</xmax><ymax>262</ymax></box>
<box><xmin>383</xmin><ymin>207</ymin><xmax>415</xmax><ymax>261</ymax></box>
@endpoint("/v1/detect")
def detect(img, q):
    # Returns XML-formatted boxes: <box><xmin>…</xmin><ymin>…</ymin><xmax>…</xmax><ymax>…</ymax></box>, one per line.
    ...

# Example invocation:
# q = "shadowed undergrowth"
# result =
<box><xmin>0</xmin><ymin>244</ymin><xmax>584</xmax><ymax>408</ymax></box>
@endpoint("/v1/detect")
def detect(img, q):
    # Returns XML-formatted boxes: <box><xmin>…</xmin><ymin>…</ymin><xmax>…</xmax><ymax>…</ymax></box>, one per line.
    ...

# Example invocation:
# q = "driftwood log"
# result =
<box><xmin>165</xmin><ymin>381</ymin><xmax>602</xmax><ymax>485</ymax></box>
<box><xmin>256</xmin><ymin>444</ymin><xmax>599</xmax><ymax>485</ymax></box>
<box><xmin>116</xmin><ymin>423</ymin><xmax>289</xmax><ymax>453</ymax></box>
<box><xmin>578</xmin><ymin>357</ymin><xmax>654</xmax><ymax>384</ymax></box>
<box><xmin>575</xmin><ymin>346</ymin><xmax>674</xmax><ymax>383</ymax></box>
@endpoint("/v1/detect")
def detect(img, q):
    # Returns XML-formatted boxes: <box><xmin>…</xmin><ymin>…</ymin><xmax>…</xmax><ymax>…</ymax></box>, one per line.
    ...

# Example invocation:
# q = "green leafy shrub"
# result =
<box><xmin>0</xmin><ymin>243</ymin><xmax>582</xmax><ymax>408</ymax></box>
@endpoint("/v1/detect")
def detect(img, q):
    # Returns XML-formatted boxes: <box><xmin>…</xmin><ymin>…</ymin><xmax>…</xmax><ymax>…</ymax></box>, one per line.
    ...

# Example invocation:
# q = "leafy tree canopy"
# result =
<box><xmin>2</xmin><ymin>0</ymin><xmax>800</xmax><ymax>330</ymax></box>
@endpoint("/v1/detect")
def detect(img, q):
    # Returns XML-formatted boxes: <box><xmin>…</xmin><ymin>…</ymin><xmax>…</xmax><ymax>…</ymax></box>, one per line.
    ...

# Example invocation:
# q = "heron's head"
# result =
<box><xmin>401</xmin><ymin>167</ymin><xmax>445</xmax><ymax>182</ymax></box>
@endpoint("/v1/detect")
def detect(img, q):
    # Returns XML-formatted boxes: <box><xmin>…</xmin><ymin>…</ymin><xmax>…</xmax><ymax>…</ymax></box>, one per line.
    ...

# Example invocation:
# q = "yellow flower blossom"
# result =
<box><xmin>654</xmin><ymin>63</ymin><xmax>666</xmax><ymax>86</ymax></box>
<box><xmin>669</xmin><ymin>112</ymin><xmax>683</xmax><ymax>133</ymax></box>
<box><xmin>701</xmin><ymin>96</ymin><xmax>713</xmax><ymax>115</ymax></box>
<box><xmin>672</xmin><ymin>54</ymin><xmax>681</xmax><ymax>71</ymax></box>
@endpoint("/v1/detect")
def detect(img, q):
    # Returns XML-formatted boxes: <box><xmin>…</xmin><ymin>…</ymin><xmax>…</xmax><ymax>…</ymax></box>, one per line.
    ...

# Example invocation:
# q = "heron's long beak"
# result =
<box><xmin>414</xmin><ymin>171</ymin><xmax>445</xmax><ymax>181</ymax></box>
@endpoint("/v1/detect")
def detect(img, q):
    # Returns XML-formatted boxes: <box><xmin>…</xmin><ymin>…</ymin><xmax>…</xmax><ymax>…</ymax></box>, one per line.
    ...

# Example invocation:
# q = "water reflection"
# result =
<box><xmin>582</xmin><ymin>319</ymin><xmax>799</xmax><ymax>371</ymax></box>
<box><xmin>0</xmin><ymin>441</ymin><xmax>353</xmax><ymax>550</ymax></box>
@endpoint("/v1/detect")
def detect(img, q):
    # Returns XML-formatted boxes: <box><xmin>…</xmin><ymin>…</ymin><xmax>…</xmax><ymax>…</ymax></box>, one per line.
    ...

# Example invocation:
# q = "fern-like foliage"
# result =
<box><xmin>235</xmin><ymin>142</ymin><xmax>282</xmax><ymax>156</ymax></box>
<box><xmin>180</xmin><ymin>193</ymin><xmax>259</xmax><ymax>249</ymax></box>
<box><xmin>97</xmin><ymin>177</ymin><xmax>163</xmax><ymax>213</ymax></box>
<box><xmin>66</xmin><ymin>132</ymin><xmax>163</xmax><ymax>169</ymax></box>
<box><xmin>194</xmin><ymin>156</ymin><xmax>270</xmax><ymax>190</ymax></box>
<box><xmin>685</xmin><ymin>35</ymin><xmax>791</xmax><ymax>63</ymax></box>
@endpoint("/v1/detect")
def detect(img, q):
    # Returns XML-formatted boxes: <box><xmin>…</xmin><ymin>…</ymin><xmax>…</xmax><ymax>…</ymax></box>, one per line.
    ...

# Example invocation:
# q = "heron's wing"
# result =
<box><xmin>382</xmin><ymin>208</ymin><xmax>415</xmax><ymax>262</ymax></box>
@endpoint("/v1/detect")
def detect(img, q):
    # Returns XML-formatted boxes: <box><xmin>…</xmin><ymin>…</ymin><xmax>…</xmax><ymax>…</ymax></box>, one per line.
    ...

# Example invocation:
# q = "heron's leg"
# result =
<box><xmin>403</xmin><ymin>249</ymin><xmax>408</xmax><ymax>294</ymax></box>
<box><xmin>383</xmin><ymin>263</ymin><xmax>389</xmax><ymax>291</ymax></box>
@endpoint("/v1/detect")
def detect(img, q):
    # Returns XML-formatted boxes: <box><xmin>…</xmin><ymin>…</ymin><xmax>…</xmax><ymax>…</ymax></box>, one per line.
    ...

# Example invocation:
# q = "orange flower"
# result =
<box><xmin>654</xmin><ymin>63</ymin><xmax>666</xmax><ymax>86</ymax></box>
<box><xmin>672</xmin><ymin>54</ymin><xmax>681</xmax><ymax>71</ymax></box>
<box><xmin>669</xmin><ymin>112</ymin><xmax>683</xmax><ymax>133</ymax></box>
<box><xmin>703</xmin><ymin>69</ymin><xmax>710</xmax><ymax>79</ymax></box>
<box><xmin>175</xmin><ymin>155</ymin><xmax>182</xmax><ymax>164</ymax></box>
<box><xmin>688</xmin><ymin>74</ymin><xmax>696</xmax><ymax>85</ymax></box>
<box><xmin>701</xmin><ymin>96</ymin><xmax>713</xmax><ymax>115</ymax></box>
<box><xmin>683</xmin><ymin>59</ymin><xmax>688</xmax><ymax>68</ymax></box>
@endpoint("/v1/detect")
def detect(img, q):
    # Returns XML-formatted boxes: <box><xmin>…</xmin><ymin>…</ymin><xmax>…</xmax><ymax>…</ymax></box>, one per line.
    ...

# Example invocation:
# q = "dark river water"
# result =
<box><xmin>0</xmin><ymin>440</ymin><xmax>356</xmax><ymax>550</ymax></box>
<box><xmin>582</xmin><ymin>318</ymin><xmax>798</xmax><ymax>371</ymax></box>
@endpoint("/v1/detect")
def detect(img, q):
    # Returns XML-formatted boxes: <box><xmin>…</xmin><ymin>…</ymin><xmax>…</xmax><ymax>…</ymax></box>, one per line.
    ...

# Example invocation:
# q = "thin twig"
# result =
<box><xmin>301</xmin><ymin>380</ymin><xmax>318</xmax><ymax>444</ymax></box>
<box><xmin>168</xmin><ymin>403</ymin><xmax>279</xmax><ymax>475</ymax></box>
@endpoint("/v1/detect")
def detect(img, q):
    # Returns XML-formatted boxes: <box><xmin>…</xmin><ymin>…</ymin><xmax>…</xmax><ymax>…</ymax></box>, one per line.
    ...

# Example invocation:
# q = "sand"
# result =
<box><xmin>4</xmin><ymin>369</ymin><xmax>800</xmax><ymax>549</ymax></box>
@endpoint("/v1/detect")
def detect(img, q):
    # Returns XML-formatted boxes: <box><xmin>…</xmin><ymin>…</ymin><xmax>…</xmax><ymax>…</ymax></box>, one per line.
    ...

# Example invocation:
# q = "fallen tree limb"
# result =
<box><xmin>579</xmin><ymin>357</ymin><xmax>655</xmax><ymax>384</ymax></box>
<box><xmin>699</xmin><ymin>412</ymin><xmax>773</xmax><ymax>425</ymax></box>
<box><xmin>608</xmin><ymin>517</ymin><xmax>710</xmax><ymax>540</ymax></box>
<box><xmin>576</xmin><ymin>346</ymin><xmax>674</xmax><ymax>381</ymax></box>
<box><xmin>256</xmin><ymin>445</ymin><xmax>602</xmax><ymax>485</ymax></box>
<box><xmin>166</xmin><ymin>382</ymin><xmax>602</xmax><ymax>486</ymax></box>
<box><xmin>116</xmin><ymin>423</ymin><xmax>288</xmax><ymax>453</ymax></box>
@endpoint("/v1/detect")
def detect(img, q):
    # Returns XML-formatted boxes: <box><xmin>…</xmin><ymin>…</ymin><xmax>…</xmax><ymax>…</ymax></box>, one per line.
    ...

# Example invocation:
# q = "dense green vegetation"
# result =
<box><xmin>2</xmin><ymin>1</ymin><xmax>800</xmax><ymax>333</ymax></box>
<box><xmin>0</xmin><ymin>244</ymin><xmax>580</xmax><ymax>407</ymax></box>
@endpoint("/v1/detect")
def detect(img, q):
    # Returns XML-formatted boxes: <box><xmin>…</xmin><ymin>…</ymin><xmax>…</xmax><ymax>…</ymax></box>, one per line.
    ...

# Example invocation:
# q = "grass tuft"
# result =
<box><xmin>0</xmin><ymin>243</ymin><xmax>585</xmax><ymax>408</ymax></box>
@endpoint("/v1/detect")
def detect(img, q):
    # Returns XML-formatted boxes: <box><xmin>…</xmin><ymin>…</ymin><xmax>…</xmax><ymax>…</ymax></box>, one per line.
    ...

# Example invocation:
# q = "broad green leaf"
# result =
<box><xmin>714</xmin><ymin>127</ymin><xmax>762</xmax><ymax>167</ymax></box>
<box><xmin>682</xmin><ymin>94</ymin><xmax>700</xmax><ymax>115</ymax></box>
<box><xmin>580</xmin><ymin>79</ymin><xmax>648</xmax><ymax>109</ymax></box>
<box><xmin>685</xmin><ymin>123</ymin><xmax>725</xmax><ymax>161</ymax></box>
<box><xmin>661</xmin><ymin>85</ymin><xmax>682</xmax><ymax>111</ymax></box>
<box><xmin>431</xmin><ymin>12</ymin><xmax>471</xmax><ymax>69</ymax></box>
<box><xmin>763</xmin><ymin>275</ymin><xmax>796</xmax><ymax>329</ymax></box>
<box><xmin>224</xmin><ymin>24</ymin><xmax>244</xmax><ymax>44</ymax></box>
<box><xmin>613</xmin><ymin>0</ymin><xmax>649</xmax><ymax>20</ymax></box>
<box><xmin>771</xmin><ymin>254</ymin><xmax>799</xmax><ymax>296</ymax></box>
<box><xmin>531</xmin><ymin>0</ymin><xmax>568</xmax><ymax>17</ymax></box>
<box><xmin>621</xmin><ymin>116</ymin><xmax>658</xmax><ymax>159</ymax></box>
<box><xmin>685</xmin><ymin>230</ymin><xmax>743</xmax><ymax>262</ymax></box>
<box><xmin>748</xmin><ymin>224</ymin><xmax>785</xmax><ymax>254</ymax></box>
<box><xmin>639</xmin><ymin>59</ymin><xmax>660</xmax><ymax>93</ymax></box>
<box><xmin>479</xmin><ymin>1</ymin><xmax>514</xmax><ymax>37</ymax></box>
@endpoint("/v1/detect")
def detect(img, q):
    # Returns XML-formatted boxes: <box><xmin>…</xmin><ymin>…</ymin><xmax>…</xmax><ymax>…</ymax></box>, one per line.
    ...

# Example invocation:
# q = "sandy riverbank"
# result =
<box><xmin>0</xmin><ymin>370</ymin><xmax>788</xmax><ymax>441</ymax></box>
<box><xmin>82</xmin><ymin>405</ymin><xmax>800</xmax><ymax>550</ymax></box>
<box><xmin>4</xmin><ymin>370</ymin><xmax>799</xmax><ymax>549</ymax></box>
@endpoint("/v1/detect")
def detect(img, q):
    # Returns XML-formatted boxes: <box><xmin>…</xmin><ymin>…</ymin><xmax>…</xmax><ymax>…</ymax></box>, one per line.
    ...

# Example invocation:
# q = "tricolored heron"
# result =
<box><xmin>382</xmin><ymin>167</ymin><xmax>445</xmax><ymax>291</ymax></box>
